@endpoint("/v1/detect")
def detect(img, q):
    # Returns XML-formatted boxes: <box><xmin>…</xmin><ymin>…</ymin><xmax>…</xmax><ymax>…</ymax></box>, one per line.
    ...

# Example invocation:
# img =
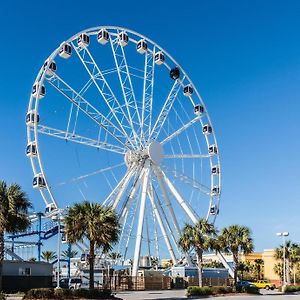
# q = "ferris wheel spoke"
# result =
<box><xmin>35</xmin><ymin>124</ymin><xmax>125</xmax><ymax>155</ymax></box>
<box><xmin>132</xmin><ymin>163</ymin><xmax>150</xmax><ymax>276</ymax></box>
<box><xmin>102</xmin><ymin>167</ymin><xmax>135</xmax><ymax>207</ymax></box>
<box><xmin>110</xmin><ymin>33</ymin><xmax>142</xmax><ymax>145</ymax></box>
<box><xmin>119</xmin><ymin>166</ymin><xmax>145</xmax><ymax>222</ymax></box>
<box><xmin>46</xmin><ymin>74</ymin><xmax>128</xmax><ymax>148</ymax></box>
<box><xmin>161</xmin><ymin>115</ymin><xmax>202</xmax><ymax>145</ymax></box>
<box><xmin>148</xmin><ymin>182</ymin><xmax>177</xmax><ymax>264</ymax></box>
<box><xmin>71</xmin><ymin>43</ymin><xmax>137</xmax><ymax>149</ymax></box>
<box><xmin>141</xmin><ymin>46</ymin><xmax>156</xmax><ymax>141</ymax></box>
<box><xmin>111</xmin><ymin>166</ymin><xmax>140</xmax><ymax>210</ymax></box>
<box><xmin>56</xmin><ymin>162</ymin><xmax>125</xmax><ymax>187</ymax></box>
<box><xmin>160</xmin><ymin>169</ymin><xmax>199</xmax><ymax>224</ymax></box>
<box><xmin>164</xmin><ymin>154</ymin><xmax>210</xmax><ymax>159</ymax></box>
<box><xmin>150</xmin><ymin>76</ymin><xmax>185</xmax><ymax>140</ymax></box>
<box><xmin>162</xmin><ymin>164</ymin><xmax>211</xmax><ymax>195</ymax></box>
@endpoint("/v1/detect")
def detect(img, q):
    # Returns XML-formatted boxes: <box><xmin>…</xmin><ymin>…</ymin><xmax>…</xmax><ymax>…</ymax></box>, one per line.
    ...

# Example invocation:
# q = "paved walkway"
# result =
<box><xmin>116</xmin><ymin>289</ymin><xmax>300</xmax><ymax>300</ymax></box>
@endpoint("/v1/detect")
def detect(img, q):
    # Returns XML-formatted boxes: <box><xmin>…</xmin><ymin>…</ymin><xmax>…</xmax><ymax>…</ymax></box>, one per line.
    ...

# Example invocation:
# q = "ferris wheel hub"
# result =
<box><xmin>147</xmin><ymin>141</ymin><xmax>163</xmax><ymax>165</ymax></box>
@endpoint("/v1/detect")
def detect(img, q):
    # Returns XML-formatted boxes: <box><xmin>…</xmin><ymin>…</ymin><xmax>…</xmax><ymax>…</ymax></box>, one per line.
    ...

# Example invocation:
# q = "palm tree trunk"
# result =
<box><xmin>286</xmin><ymin>259</ymin><xmax>291</xmax><ymax>285</ymax></box>
<box><xmin>293</xmin><ymin>265</ymin><xmax>296</xmax><ymax>286</ymax></box>
<box><xmin>89</xmin><ymin>241</ymin><xmax>95</xmax><ymax>289</ymax></box>
<box><xmin>233</xmin><ymin>252</ymin><xmax>238</xmax><ymax>287</ymax></box>
<box><xmin>196</xmin><ymin>249</ymin><xmax>203</xmax><ymax>287</ymax></box>
<box><xmin>0</xmin><ymin>231</ymin><xmax>4</xmax><ymax>291</ymax></box>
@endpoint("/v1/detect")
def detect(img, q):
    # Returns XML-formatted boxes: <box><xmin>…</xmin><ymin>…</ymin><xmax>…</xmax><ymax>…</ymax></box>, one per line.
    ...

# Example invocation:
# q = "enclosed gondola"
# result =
<box><xmin>78</xmin><ymin>33</ymin><xmax>90</xmax><ymax>48</ymax></box>
<box><xmin>33</xmin><ymin>173</ymin><xmax>46</xmax><ymax>189</ymax></box>
<box><xmin>59</xmin><ymin>43</ymin><xmax>72</xmax><ymax>59</ymax></box>
<box><xmin>208</xmin><ymin>144</ymin><xmax>218</xmax><ymax>155</ymax></box>
<box><xmin>202</xmin><ymin>124</ymin><xmax>212</xmax><ymax>135</ymax></box>
<box><xmin>194</xmin><ymin>104</ymin><xmax>204</xmax><ymax>116</ymax></box>
<box><xmin>154</xmin><ymin>51</ymin><xmax>164</xmax><ymax>65</ymax></box>
<box><xmin>211</xmin><ymin>165</ymin><xmax>220</xmax><ymax>176</ymax></box>
<box><xmin>137</xmin><ymin>39</ymin><xmax>147</xmax><ymax>54</ymax></box>
<box><xmin>118</xmin><ymin>31</ymin><xmax>129</xmax><ymax>46</ymax></box>
<box><xmin>183</xmin><ymin>85</ymin><xmax>193</xmax><ymax>97</ymax></box>
<box><xmin>97</xmin><ymin>28</ymin><xmax>109</xmax><ymax>45</ymax></box>
<box><xmin>170</xmin><ymin>67</ymin><xmax>180</xmax><ymax>80</ymax></box>
<box><xmin>26</xmin><ymin>142</ymin><xmax>37</xmax><ymax>157</ymax></box>
<box><xmin>26</xmin><ymin>110</ymin><xmax>39</xmax><ymax>127</ymax></box>
<box><xmin>32</xmin><ymin>83</ymin><xmax>45</xmax><ymax>99</ymax></box>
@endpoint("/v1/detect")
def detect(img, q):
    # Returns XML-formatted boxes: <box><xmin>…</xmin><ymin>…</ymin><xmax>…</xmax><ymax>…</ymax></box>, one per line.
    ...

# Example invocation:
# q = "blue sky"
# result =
<box><xmin>1</xmin><ymin>0</ymin><xmax>300</xmax><ymax>255</ymax></box>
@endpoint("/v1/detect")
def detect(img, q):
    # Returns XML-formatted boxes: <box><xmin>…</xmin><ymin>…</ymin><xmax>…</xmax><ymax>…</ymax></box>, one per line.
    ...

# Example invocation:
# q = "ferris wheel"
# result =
<box><xmin>26</xmin><ymin>26</ymin><xmax>221</xmax><ymax>275</ymax></box>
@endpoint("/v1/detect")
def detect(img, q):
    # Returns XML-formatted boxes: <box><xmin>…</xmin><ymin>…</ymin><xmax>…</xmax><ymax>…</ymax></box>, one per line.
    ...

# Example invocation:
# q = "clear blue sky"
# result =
<box><xmin>1</xmin><ymin>0</ymin><xmax>300</xmax><ymax>253</ymax></box>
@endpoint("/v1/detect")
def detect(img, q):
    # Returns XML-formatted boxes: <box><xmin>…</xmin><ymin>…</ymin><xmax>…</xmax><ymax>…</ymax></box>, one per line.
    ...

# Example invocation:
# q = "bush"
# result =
<box><xmin>24</xmin><ymin>288</ymin><xmax>55</xmax><ymax>299</ymax></box>
<box><xmin>73</xmin><ymin>288</ymin><xmax>112</xmax><ymax>299</ymax></box>
<box><xmin>187</xmin><ymin>286</ymin><xmax>213</xmax><ymax>296</ymax></box>
<box><xmin>236</xmin><ymin>285</ymin><xmax>260</xmax><ymax>294</ymax></box>
<box><xmin>284</xmin><ymin>285</ymin><xmax>300</xmax><ymax>293</ymax></box>
<box><xmin>54</xmin><ymin>288</ymin><xmax>72</xmax><ymax>299</ymax></box>
<box><xmin>0</xmin><ymin>292</ymin><xmax>5</xmax><ymax>300</ymax></box>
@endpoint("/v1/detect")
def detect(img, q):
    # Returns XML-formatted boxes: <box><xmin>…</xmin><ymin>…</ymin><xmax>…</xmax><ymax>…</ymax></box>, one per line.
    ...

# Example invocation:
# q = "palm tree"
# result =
<box><xmin>0</xmin><ymin>181</ymin><xmax>32</xmax><ymax>291</ymax></box>
<box><xmin>61</xmin><ymin>249</ymin><xmax>78</xmax><ymax>259</ymax></box>
<box><xmin>290</xmin><ymin>244</ymin><xmax>300</xmax><ymax>285</ymax></box>
<box><xmin>253</xmin><ymin>258</ymin><xmax>264</xmax><ymax>280</ymax></box>
<box><xmin>178</xmin><ymin>218</ymin><xmax>217</xmax><ymax>287</ymax></box>
<box><xmin>41</xmin><ymin>250</ymin><xmax>57</xmax><ymax>262</ymax></box>
<box><xmin>274</xmin><ymin>240</ymin><xmax>297</xmax><ymax>285</ymax></box>
<box><xmin>274</xmin><ymin>262</ymin><xmax>283</xmax><ymax>281</ymax></box>
<box><xmin>237</xmin><ymin>261</ymin><xmax>250</xmax><ymax>280</ymax></box>
<box><xmin>64</xmin><ymin>201</ymin><xmax>120</xmax><ymax>289</ymax></box>
<box><xmin>218</xmin><ymin>225</ymin><xmax>253</xmax><ymax>286</ymax></box>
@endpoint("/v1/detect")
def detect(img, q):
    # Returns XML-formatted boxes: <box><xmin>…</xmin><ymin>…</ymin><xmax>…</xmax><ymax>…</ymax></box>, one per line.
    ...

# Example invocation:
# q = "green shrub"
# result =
<box><xmin>73</xmin><ymin>288</ymin><xmax>113</xmax><ymax>299</ymax></box>
<box><xmin>212</xmin><ymin>286</ymin><xmax>233</xmax><ymax>294</ymax></box>
<box><xmin>284</xmin><ymin>285</ymin><xmax>300</xmax><ymax>293</ymax></box>
<box><xmin>187</xmin><ymin>286</ymin><xmax>213</xmax><ymax>296</ymax></box>
<box><xmin>24</xmin><ymin>288</ymin><xmax>55</xmax><ymax>299</ymax></box>
<box><xmin>0</xmin><ymin>292</ymin><xmax>5</xmax><ymax>300</ymax></box>
<box><xmin>54</xmin><ymin>288</ymin><xmax>72</xmax><ymax>299</ymax></box>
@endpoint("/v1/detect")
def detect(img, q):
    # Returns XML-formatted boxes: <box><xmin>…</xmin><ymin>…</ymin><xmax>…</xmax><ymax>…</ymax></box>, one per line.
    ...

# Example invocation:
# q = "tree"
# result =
<box><xmin>0</xmin><ymin>181</ymin><xmax>32</xmax><ymax>290</ymax></box>
<box><xmin>64</xmin><ymin>201</ymin><xmax>120</xmax><ymax>289</ymax></box>
<box><xmin>253</xmin><ymin>259</ymin><xmax>264</xmax><ymax>280</ymax></box>
<box><xmin>41</xmin><ymin>250</ymin><xmax>57</xmax><ymax>262</ymax></box>
<box><xmin>274</xmin><ymin>240</ymin><xmax>298</xmax><ymax>285</ymax></box>
<box><xmin>218</xmin><ymin>225</ymin><xmax>253</xmax><ymax>286</ymax></box>
<box><xmin>237</xmin><ymin>261</ymin><xmax>250</xmax><ymax>280</ymax></box>
<box><xmin>178</xmin><ymin>218</ymin><xmax>217</xmax><ymax>287</ymax></box>
<box><xmin>274</xmin><ymin>262</ymin><xmax>283</xmax><ymax>280</ymax></box>
<box><xmin>61</xmin><ymin>249</ymin><xmax>78</xmax><ymax>259</ymax></box>
<box><xmin>290</xmin><ymin>244</ymin><xmax>300</xmax><ymax>285</ymax></box>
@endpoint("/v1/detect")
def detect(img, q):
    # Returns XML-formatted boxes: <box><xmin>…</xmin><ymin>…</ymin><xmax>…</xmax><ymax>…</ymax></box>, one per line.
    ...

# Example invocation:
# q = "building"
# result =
<box><xmin>2</xmin><ymin>260</ymin><xmax>52</xmax><ymax>292</ymax></box>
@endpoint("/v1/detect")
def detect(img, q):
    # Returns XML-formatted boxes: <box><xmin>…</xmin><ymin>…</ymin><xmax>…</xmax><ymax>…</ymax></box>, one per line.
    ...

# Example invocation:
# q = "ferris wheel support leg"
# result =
<box><xmin>132</xmin><ymin>163</ymin><xmax>150</xmax><ymax>277</ymax></box>
<box><xmin>154</xmin><ymin>169</ymin><xmax>192</xmax><ymax>265</ymax></box>
<box><xmin>148</xmin><ymin>185</ymin><xmax>177</xmax><ymax>265</ymax></box>
<box><xmin>161</xmin><ymin>171</ymin><xmax>199</xmax><ymax>225</ymax></box>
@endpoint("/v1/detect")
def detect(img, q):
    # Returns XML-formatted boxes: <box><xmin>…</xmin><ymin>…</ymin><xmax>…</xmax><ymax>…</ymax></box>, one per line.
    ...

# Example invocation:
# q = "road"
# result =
<box><xmin>116</xmin><ymin>289</ymin><xmax>300</xmax><ymax>300</ymax></box>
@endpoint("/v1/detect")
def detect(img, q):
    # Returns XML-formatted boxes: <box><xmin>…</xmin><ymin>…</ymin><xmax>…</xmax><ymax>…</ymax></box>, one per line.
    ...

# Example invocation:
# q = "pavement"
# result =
<box><xmin>116</xmin><ymin>289</ymin><xmax>300</xmax><ymax>300</ymax></box>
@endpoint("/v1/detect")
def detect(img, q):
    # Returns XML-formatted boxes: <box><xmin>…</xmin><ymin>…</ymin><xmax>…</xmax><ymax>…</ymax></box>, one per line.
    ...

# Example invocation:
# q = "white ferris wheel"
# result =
<box><xmin>26</xmin><ymin>26</ymin><xmax>221</xmax><ymax>275</ymax></box>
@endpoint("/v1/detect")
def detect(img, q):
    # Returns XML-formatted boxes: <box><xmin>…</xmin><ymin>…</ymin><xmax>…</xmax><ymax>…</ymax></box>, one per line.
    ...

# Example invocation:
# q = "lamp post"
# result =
<box><xmin>276</xmin><ymin>232</ymin><xmax>289</xmax><ymax>287</ymax></box>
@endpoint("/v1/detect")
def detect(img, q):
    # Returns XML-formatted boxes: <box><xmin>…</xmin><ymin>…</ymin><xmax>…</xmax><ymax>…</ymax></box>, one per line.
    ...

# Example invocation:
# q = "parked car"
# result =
<box><xmin>236</xmin><ymin>280</ymin><xmax>256</xmax><ymax>288</ymax></box>
<box><xmin>51</xmin><ymin>278</ymin><xmax>69</xmax><ymax>288</ymax></box>
<box><xmin>252</xmin><ymin>280</ymin><xmax>276</xmax><ymax>290</ymax></box>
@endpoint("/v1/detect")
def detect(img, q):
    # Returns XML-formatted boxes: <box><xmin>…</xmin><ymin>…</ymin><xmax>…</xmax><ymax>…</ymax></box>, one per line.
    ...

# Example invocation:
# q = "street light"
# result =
<box><xmin>276</xmin><ymin>232</ymin><xmax>289</xmax><ymax>287</ymax></box>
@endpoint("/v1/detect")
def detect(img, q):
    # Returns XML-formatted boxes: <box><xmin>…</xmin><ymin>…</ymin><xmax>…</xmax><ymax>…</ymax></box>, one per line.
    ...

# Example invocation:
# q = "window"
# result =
<box><xmin>19</xmin><ymin>267</ymin><xmax>31</xmax><ymax>275</ymax></box>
